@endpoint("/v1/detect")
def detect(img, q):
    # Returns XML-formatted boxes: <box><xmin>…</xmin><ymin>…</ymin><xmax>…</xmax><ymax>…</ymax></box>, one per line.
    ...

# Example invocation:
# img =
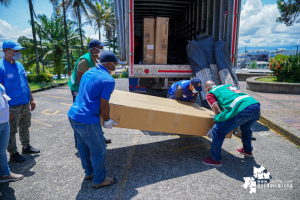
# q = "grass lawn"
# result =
<box><xmin>29</xmin><ymin>79</ymin><xmax>68</xmax><ymax>90</ymax></box>
<box><xmin>256</xmin><ymin>77</ymin><xmax>300</xmax><ymax>83</ymax></box>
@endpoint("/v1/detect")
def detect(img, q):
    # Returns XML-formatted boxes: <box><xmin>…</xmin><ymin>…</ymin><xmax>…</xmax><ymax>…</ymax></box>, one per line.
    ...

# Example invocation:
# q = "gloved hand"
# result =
<box><xmin>206</xmin><ymin>129</ymin><xmax>213</xmax><ymax>138</ymax></box>
<box><xmin>103</xmin><ymin>119</ymin><xmax>118</xmax><ymax>129</ymax></box>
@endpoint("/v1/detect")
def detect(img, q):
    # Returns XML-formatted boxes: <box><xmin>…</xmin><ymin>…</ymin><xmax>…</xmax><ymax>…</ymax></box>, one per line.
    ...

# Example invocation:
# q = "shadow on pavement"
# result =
<box><xmin>75</xmin><ymin>136</ymin><xmax>262</xmax><ymax>199</ymax></box>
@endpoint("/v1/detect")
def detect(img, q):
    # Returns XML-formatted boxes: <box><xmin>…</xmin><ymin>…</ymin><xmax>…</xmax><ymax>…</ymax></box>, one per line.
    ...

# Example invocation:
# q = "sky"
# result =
<box><xmin>0</xmin><ymin>0</ymin><xmax>299</xmax><ymax>51</ymax></box>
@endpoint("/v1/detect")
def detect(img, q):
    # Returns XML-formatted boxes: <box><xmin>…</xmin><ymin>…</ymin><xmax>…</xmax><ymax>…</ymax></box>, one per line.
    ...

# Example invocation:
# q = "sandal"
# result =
<box><xmin>93</xmin><ymin>177</ymin><xmax>116</xmax><ymax>189</ymax></box>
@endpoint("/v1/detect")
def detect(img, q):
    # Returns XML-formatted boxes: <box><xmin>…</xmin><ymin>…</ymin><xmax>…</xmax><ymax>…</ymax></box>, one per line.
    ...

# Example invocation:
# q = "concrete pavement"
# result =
<box><xmin>0</xmin><ymin>79</ymin><xmax>299</xmax><ymax>199</ymax></box>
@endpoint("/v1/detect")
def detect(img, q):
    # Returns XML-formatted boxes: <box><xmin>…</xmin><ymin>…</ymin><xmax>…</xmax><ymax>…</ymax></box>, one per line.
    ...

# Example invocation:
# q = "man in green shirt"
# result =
<box><xmin>68</xmin><ymin>39</ymin><xmax>112</xmax><ymax>145</ymax></box>
<box><xmin>202</xmin><ymin>80</ymin><xmax>260</xmax><ymax>167</ymax></box>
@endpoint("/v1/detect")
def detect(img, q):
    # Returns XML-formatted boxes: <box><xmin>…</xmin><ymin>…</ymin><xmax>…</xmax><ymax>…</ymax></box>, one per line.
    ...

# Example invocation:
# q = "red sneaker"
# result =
<box><xmin>202</xmin><ymin>157</ymin><xmax>222</xmax><ymax>167</ymax></box>
<box><xmin>237</xmin><ymin>148</ymin><xmax>253</xmax><ymax>157</ymax></box>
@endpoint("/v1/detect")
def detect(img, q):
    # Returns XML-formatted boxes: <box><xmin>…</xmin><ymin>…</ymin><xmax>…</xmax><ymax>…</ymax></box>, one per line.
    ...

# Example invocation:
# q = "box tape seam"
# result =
<box><xmin>147</xmin><ymin>110</ymin><xmax>155</xmax><ymax>125</ymax></box>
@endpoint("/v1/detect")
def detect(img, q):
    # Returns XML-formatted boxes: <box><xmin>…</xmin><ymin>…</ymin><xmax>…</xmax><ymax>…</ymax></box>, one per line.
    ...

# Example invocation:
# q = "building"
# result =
<box><xmin>246</xmin><ymin>50</ymin><xmax>269</xmax><ymax>62</ymax></box>
<box><xmin>244</xmin><ymin>61</ymin><xmax>269</xmax><ymax>69</ymax></box>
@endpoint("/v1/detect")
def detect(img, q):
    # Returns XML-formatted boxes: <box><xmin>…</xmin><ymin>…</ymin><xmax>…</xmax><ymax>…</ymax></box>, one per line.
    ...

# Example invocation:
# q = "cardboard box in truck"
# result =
<box><xmin>155</xmin><ymin>17</ymin><xmax>169</xmax><ymax>64</ymax></box>
<box><xmin>143</xmin><ymin>17</ymin><xmax>155</xmax><ymax>64</ymax></box>
<box><xmin>102</xmin><ymin>90</ymin><xmax>232</xmax><ymax>138</ymax></box>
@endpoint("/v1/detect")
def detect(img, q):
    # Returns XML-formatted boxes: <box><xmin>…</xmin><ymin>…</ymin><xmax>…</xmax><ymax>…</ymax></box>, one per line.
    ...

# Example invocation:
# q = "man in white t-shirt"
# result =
<box><xmin>0</xmin><ymin>84</ymin><xmax>23</xmax><ymax>186</ymax></box>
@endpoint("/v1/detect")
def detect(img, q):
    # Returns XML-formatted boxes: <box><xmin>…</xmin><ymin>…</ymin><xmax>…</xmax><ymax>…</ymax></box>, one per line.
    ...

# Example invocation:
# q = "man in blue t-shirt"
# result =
<box><xmin>0</xmin><ymin>40</ymin><xmax>40</xmax><ymax>163</ymax></box>
<box><xmin>168</xmin><ymin>77</ymin><xmax>202</xmax><ymax>103</ymax></box>
<box><xmin>68</xmin><ymin>51</ymin><xmax>123</xmax><ymax>189</ymax></box>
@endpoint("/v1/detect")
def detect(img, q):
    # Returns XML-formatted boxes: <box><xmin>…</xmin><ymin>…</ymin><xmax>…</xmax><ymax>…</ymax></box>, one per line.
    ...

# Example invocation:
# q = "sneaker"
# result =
<box><xmin>202</xmin><ymin>157</ymin><xmax>222</xmax><ymax>167</ymax></box>
<box><xmin>22</xmin><ymin>145</ymin><xmax>40</xmax><ymax>154</ymax></box>
<box><xmin>10</xmin><ymin>152</ymin><xmax>26</xmax><ymax>163</ymax></box>
<box><xmin>104</xmin><ymin>136</ymin><xmax>111</xmax><ymax>144</ymax></box>
<box><xmin>85</xmin><ymin>174</ymin><xmax>93</xmax><ymax>180</ymax></box>
<box><xmin>0</xmin><ymin>173</ymin><xmax>23</xmax><ymax>183</ymax></box>
<box><xmin>237</xmin><ymin>148</ymin><xmax>253</xmax><ymax>157</ymax></box>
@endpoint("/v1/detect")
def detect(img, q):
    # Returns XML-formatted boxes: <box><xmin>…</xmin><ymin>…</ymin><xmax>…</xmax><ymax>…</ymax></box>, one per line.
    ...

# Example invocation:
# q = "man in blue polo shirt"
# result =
<box><xmin>68</xmin><ymin>51</ymin><xmax>123</xmax><ymax>189</ymax></box>
<box><xmin>168</xmin><ymin>77</ymin><xmax>202</xmax><ymax>103</ymax></box>
<box><xmin>0</xmin><ymin>40</ymin><xmax>40</xmax><ymax>163</ymax></box>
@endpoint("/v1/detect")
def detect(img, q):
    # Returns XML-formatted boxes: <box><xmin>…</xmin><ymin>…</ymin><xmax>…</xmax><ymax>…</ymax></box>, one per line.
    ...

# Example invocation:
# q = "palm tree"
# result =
<box><xmin>0</xmin><ymin>0</ymin><xmax>11</xmax><ymax>7</ymax></box>
<box><xmin>34</xmin><ymin>14</ymin><xmax>81</xmax><ymax>78</ymax></box>
<box><xmin>0</xmin><ymin>0</ymin><xmax>40</xmax><ymax>74</ymax></box>
<box><xmin>63</xmin><ymin>0</ymin><xmax>95</xmax><ymax>55</ymax></box>
<box><xmin>84</xmin><ymin>1</ymin><xmax>115</xmax><ymax>42</ymax></box>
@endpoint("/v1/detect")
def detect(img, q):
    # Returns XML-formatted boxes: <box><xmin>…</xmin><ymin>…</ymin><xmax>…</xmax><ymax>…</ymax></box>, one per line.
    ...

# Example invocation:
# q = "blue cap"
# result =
<box><xmin>190</xmin><ymin>77</ymin><xmax>202</xmax><ymax>92</ymax></box>
<box><xmin>2</xmin><ymin>40</ymin><xmax>25</xmax><ymax>50</ymax></box>
<box><xmin>88</xmin><ymin>39</ymin><xmax>107</xmax><ymax>49</ymax></box>
<box><xmin>100</xmin><ymin>51</ymin><xmax>124</xmax><ymax>64</ymax></box>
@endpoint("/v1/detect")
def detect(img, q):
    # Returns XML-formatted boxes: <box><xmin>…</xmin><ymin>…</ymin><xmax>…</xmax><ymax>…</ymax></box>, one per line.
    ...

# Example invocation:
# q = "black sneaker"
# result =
<box><xmin>22</xmin><ymin>145</ymin><xmax>40</xmax><ymax>154</ymax></box>
<box><xmin>104</xmin><ymin>136</ymin><xmax>111</xmax><ymax>144</ymax></box>
<box><xmin>10</xmin><ymin>152</ymin><xmax>26</xmax><ymax>163</ymax></box>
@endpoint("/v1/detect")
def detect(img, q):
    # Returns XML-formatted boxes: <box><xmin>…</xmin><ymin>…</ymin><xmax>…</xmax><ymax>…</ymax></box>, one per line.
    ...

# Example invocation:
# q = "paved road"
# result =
<box><xmin>1</xmin><ymin>79</ymin><xmax>299</xmax><ymax>199</ymax></box>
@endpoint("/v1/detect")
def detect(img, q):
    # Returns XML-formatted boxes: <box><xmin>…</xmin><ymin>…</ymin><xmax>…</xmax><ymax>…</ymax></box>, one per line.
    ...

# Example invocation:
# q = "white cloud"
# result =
<box><xmin>238</xmin><ymin>0</ymin><xmax>300</xmax><ymax>47</ymax></box>
<box><xmin>0</xmin><ymin>19</ymin><xmax>33</xmax><ymax>46</ymax></box>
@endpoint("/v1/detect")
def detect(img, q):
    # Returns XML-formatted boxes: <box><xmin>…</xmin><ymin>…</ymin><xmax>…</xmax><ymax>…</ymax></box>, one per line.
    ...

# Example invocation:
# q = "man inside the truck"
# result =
<box><xmin>167</xmin><ymin>77</ymin><xmax>202</xmax><ymax>103</ymax></box>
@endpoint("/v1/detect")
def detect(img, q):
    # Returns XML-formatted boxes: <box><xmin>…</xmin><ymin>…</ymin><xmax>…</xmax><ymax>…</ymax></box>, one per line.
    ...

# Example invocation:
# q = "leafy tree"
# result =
<box><xmin>32</xmin><ymin>13</ymin><xmax>81</xmax><ymax>78</ymax></box>
<box><xmin>250</xmin><ymin>61</ymin><xmax>258</xmax><ymax>69</ymax></box>
<box><xmin>276</xmin><ymin>0</ymin><xmax>300</xmax><ymax>26</ymax></box>
<box><xmin>0</xmin><ymin>0</ymin><xmax>40</xmax><ymax>73</ymax></box>
<box><xmin>64</xmin><ymin>0</ymin><xmax>95</xmax><ymax>55</ymax></box>
<box><xmin>84</xmin><ymin>0</ymin><xmax>115</xmax><ymax>42</ymax></box>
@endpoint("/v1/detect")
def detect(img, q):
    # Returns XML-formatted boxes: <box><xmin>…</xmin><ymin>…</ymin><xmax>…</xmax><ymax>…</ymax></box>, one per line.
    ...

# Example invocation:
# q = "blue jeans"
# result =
<box><xmin>68</xmin><ymin>117</ymin><xmax>107</xmax><ymax>185</ymax></box>
<box><xmin>211</xmin><ymin>103</ymin><xmax>260</xmax><ymax>161</ymax></box>
<box><xmin>0</xmin><ymin>122</ymin><xmax>11</xmax><ymax>176</ymax></box>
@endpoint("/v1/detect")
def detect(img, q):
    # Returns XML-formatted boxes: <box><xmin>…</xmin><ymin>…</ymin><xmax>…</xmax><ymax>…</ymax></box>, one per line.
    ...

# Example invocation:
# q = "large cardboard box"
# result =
<box><xmin>103</xmin><ymin>90</ymin><xmax>232</xmax><ymax>138</ymax></box>
<box><xmin>143</xmin><ymin>17</ymin><xmax>155</xmax><ymax>64</ymax></box>
<box><xmin>155</xmin><ymin>17</ymin><xmax>169</xmax><ymax>64</ymax></box>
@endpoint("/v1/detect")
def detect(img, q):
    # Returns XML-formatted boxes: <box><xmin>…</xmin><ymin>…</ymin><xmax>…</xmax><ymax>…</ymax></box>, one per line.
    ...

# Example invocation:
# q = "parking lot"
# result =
<box><xmin>1</xmin><ymin>79</ymin><xmax>299</xmax><ymax>200</ymax></box>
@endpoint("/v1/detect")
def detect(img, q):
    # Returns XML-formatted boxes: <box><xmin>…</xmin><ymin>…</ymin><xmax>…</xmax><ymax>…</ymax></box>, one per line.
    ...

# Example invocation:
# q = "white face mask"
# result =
<box><xmin>192</xmin><ymin>89</ymin><xmax>198</xmax><ymax>94</ymax></box>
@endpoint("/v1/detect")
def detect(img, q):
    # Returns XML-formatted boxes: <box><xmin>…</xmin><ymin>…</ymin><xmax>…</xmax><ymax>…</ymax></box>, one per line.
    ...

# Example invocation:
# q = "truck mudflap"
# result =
<box><xmin>129</xmin><ymin>78</ymin><xmax>146</xmax><ymax>92</ymax></box>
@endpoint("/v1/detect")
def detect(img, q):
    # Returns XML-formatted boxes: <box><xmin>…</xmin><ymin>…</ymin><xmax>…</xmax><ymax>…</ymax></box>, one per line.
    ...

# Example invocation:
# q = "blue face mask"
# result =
<box><xmin>8</xmin><ymin>50</ymin><xmax>22</xmax><ymax>62</ymax></box>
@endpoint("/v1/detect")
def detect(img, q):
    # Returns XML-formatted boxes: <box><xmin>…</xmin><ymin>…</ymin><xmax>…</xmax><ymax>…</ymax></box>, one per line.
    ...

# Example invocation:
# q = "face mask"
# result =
<box><xmin>192</xmin><ymin>89</ymin><xmax>198</xmax><ymax>94</ymax></box>
<box><xmin>90</xmin><ymin>48</ymin><xmax>101</xmax><ymax>58</ymax></box>
<box><xmin>99</xmin><ymin>49</ymin><xmax>104</xmax><ymax>54</ymax></box>
<box><xmin>8</xmin><ymin>51</ymin><xmax>22</xmax><ymax>63</ymax></box>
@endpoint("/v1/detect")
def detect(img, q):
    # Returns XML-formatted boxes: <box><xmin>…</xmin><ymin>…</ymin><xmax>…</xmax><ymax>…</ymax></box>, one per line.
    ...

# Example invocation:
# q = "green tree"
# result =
<box><xmin>250</xmin><ymin>61</ymin><xmax>258</xmax><ymax>69</ymax></box>
<box><xmin>0</xmin><ymin>0</ymin><xmax>40</xmax><ymax>74</ymax></box>
<box><xmin>64</xmin><ymin>0</ymin><xmax>95</xmax><ymax>55</ymax></box>
<box><xmin>34</xmin><ymin>13</ymin><xmax>81</xmax><ymax>78</ymax></box>
<box><xmin>84</xmin><ymin>0</ymin><xmax>115</xmax><ymax>42</ymax></box>
<box><xmin>276</xmin><ymin>0</ymin><xmax>300</xmax><ymax>26</ymax></box>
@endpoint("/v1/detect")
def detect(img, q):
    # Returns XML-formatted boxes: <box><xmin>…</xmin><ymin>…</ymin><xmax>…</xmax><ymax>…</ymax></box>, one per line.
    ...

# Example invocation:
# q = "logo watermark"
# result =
<box><xmin>243</xmin><ymin>166</ymin><xmax>293</xmax><ymax>194</ymax></box>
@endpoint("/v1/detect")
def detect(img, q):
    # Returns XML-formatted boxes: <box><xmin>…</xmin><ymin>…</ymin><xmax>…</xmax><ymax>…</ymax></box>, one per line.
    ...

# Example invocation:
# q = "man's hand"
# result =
<box><xmin>30</xmin><ymin>100</ymin><xmax>36</xmax><ymax>111</ymax></box>
<box><xmin>206</xmin><ymin>129</ymin><xmax>213</xmax><ymax>138</ymax></box>
<box><xmin>9</xmin><ymin>110</ymin><xmax>14</xmax><ymax>121</ymax></box>
<box><xmin>103</xmin><ymin>119</ymin><xmax>118</xmax><ymax>129</ymax></box>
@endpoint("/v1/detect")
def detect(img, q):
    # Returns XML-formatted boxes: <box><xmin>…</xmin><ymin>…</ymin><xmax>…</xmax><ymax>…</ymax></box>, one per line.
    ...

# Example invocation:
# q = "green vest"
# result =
<box><xmin>208</xmin><ymin>84</ymin><xmax>259</xmax><ymax>122</ymax></box>
<box><xmin>68</xmin><ymin>52</ymin><xmax>95</xmax><ymax>92</ymax></box>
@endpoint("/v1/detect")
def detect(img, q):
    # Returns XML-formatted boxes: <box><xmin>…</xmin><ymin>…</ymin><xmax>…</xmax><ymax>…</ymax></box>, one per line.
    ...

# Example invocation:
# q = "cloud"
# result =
<box><xmin>238</xmin><ymin>0</ymin><xmax>300</xmax><ymax>47</ymax></box>
<box><xmin>0</xmin><ymin>19</ymin><xmax>33</xmax><ymax>47</ymax></box>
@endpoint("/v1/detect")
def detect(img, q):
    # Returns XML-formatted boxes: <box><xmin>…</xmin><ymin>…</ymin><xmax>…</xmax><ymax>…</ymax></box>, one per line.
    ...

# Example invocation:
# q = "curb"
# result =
<box><xmin>259</xmin><ymin>115</ymin><xmax>300</xmax><ymax>146</ymax></box>
<box><xmin>31</xmin><ymin>82</ymin><xmax>68</xmax><ymax>93</ymax></box>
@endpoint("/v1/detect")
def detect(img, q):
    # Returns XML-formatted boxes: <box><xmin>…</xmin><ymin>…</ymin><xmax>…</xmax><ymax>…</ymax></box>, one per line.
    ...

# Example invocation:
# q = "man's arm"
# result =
<box><xmin>207</xmin><ymin>93</ymin><xmax>221</xmax><ymax>115</ymax></box>
<box><xmin>100</xmin><ymin>98</ymin><xmax>110</xmax><ymax>121</ymax></box>
<box><xmin>212</xmin><ymin>103</ymin><xmax>222</xmax><ymax>115</ymax></box>
<box><xmin>28</xmin><ymin>84</ymin><xmax>36</xmax><ymax>111</ymax></box>
<box><xmin>77</xmin><ymin>59</ymin><xmax>90</xmax><ymax>85</ymax></box>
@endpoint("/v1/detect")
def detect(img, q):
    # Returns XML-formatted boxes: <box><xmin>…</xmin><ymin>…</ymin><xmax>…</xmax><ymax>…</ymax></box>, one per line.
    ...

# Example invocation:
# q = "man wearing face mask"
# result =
<box><xmin>68</xmin><ymin>39</ymin><xmax>111</xmax><ymax>146</ymax></box>
<box><xmin>168</xmin><ymin>77</ymin><xmax>202</xmax><ymax>103</ymax></box>
<box><xmin>0</xmin><ymin>40</ymin><xmax>39</xmax><ymax>163</ymax></box>
<box><xmin>68</xmin><ymin>51</ymin><xmax>123</xmax><ymax>189</ymax></box>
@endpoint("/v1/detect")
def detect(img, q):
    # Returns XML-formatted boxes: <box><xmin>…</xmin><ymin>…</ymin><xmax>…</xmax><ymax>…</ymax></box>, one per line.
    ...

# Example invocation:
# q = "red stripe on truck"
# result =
<box><xmin>157</xmin><ymin>70</ymin><xmax>193</xmax><ymax>73</ymax></box>
<box><xmin>130</xmin><ymin>0</ymin><xmax>134</xmax><ymax>76</ymax></box>
<box><xmin>231</xmin><ymin>0</ymin><xmax>238</xmax><ymax>63</ymax></box>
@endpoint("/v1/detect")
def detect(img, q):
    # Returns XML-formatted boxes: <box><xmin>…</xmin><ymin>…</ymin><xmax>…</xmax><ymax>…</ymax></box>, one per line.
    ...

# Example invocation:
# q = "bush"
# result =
<box><xmin>27</xmin><ymin>73</ymin><xmax>53</xmax><ymax>83</ymax></box>
<box><xmin>269</xmin><ymin>54</ymin><xmax>300</xmax><ymax>82</ymax></box>
<box><xmin>111</xmin><ymin>74</ymin><xmax>118</xmax><ymax>79</ymax></box>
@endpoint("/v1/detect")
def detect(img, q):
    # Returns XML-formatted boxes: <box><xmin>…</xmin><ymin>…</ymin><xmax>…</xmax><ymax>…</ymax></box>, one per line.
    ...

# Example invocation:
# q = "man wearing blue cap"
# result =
<box><xmin>168</xmin><ymin>77</ymin><xmax>202</xmax><ymax>103</ymax></box>
<box><xmin>68</xmin><ymin>51</ymin><xmax>123</xmax><ymax>189</ymax></box>
<box><xmin>68</xmin><ymin>39</ymin><xmax>112</xmax><ymax>146</ymax></box>
<box><xmin>0</xmin><ymin>40</ymin><xmax>40</xmax><ymax>163</ymax></box>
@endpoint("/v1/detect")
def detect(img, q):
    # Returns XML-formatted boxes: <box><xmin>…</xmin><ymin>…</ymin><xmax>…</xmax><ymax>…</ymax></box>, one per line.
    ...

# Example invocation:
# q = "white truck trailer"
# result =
<box><xmin>114</xmin><ymin>0</ymin><xmax>241</xmax><ymax>94</ymax></box>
